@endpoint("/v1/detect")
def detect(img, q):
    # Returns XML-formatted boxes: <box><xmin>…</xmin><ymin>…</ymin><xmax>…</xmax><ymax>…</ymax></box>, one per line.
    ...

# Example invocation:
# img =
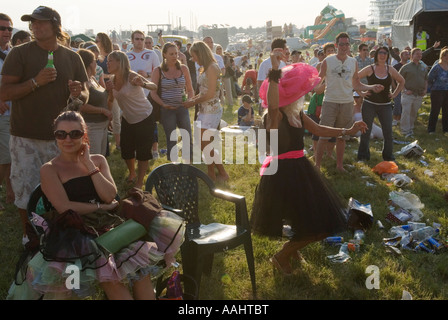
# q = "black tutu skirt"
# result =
<box><xmin>250</xmin><ymin>157</ymin><xmax>348</xmax><ymax>241</ymax></box>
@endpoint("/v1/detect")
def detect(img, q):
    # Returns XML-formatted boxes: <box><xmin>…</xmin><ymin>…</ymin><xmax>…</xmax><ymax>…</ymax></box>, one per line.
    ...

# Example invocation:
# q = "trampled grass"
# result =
<box><xmin>1</xmin><ymin>95</ymin><xmax>447</xmax><ymax>300</ymax></box>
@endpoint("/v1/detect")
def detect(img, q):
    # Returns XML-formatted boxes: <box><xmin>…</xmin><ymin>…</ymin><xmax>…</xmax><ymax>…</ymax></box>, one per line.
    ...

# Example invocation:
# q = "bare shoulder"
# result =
<box><xmin>91</xmin><ymin>154</ymin><xmax>108</xmax><ymax>167</ymax></box>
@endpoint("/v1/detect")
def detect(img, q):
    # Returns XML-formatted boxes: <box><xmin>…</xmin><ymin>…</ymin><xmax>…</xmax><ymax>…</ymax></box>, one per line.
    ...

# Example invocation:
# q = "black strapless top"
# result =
<box><xmin>62</xmin><ymin>176</ymin><xmax>101</xmax><ymax>204</ymax></box>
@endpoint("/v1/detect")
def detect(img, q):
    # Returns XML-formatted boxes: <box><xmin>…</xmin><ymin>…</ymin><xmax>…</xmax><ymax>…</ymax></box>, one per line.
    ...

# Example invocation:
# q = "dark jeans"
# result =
<box><xmin>428</xmin><ymin>90</ymin><xmax>448</xmax><ymax>133</ymax></box>
<box><xmin>357</xmin><ymin>100</ymin><xmax>395</xmax><ymax>161</ymax></box>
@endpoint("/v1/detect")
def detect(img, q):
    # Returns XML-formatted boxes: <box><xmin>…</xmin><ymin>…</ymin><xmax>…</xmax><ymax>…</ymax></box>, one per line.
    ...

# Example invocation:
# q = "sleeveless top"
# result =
<box><xmin>264</xmin><ymin>110</ymin><xmax>305</xmax><ymax>155</ymax></box>
<box><xmin>113</xmin><ymin>77</ymin><xmax>152</xmax><ymax>124</ymax></box>
<box><xmin>160</xmin><ymin>69</ymin><xmax>186</xmax><ymax>109</ymax></box>
<box><xmin>82</xmin><ymin>82</ymin><xmax>109</xmax><ymax>123</ymax></box>
<box><xmin>324</xmin><ymin>55</ymin><xmax>357</xmax><ymax>104</ymax></box>
<box><xmin>63</xmin><ymin>176</ymin><xmax>101</xmax><ymax>204</ymax></box>
<box><xmin>197</xmin><ymin>64</ymin><xmax>222</xmax><ymax>115</ymax></box>
<box><xmin>365</xmin><ymin>65</ymin><xmax>392</xmax><ymax>105</ymax></box>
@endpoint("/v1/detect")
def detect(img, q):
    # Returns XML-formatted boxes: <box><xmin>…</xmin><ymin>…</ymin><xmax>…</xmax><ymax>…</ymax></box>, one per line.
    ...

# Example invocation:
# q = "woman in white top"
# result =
<box><xmin>183</xmin><ymin>41</ymin><xmax>229</xmax><ymax>182</ymax></box>
<box><xmin>106</xmin><ymin>51</ymin><xmax>157</xmax><ymax>189</ymax></box>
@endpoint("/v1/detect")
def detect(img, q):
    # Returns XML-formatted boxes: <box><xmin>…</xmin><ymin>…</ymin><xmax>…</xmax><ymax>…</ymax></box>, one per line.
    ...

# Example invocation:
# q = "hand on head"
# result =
<box><xmin>270</xmin><ymin>48</ymin><xmax>285</xmax><ymax>70</ymax></box>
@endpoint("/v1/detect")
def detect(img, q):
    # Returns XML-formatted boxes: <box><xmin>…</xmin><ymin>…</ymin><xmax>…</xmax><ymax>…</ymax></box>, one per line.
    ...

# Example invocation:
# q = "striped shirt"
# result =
<box><xmin>160</xmin><ymin>71</ymin><xmax>186</xmax><ymax>109</ymax></box>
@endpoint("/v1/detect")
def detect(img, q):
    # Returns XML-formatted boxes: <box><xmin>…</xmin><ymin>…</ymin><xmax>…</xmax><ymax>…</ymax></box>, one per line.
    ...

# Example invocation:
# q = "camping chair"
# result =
<box><xmin>145</xmin><ymin>163</ymin><xmax>256</xmax><ymax>298</ymax></box>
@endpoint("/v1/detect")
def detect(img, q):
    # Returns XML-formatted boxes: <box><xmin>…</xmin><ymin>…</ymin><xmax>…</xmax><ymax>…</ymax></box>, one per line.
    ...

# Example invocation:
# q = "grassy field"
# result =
<box><xmin>1</xmin><ymin>92</ymin><xmax>448</xmax><ymax>300</ymax></box>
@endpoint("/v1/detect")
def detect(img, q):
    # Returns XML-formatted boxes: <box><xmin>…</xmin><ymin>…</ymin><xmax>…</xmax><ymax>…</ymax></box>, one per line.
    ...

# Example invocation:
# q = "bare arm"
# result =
<box><xmin>40</xmin><ymin>153</ymin><xmax>118</xmax><ymax>215</ymax></box>
<box><xmin>181</xmin><ymin>64</ymin><xmax>195</xmax><ymax>98</ymax></box>
<box><xmin>389</xmin><ymin>66</ymin><xmax>405</xmax><ymax>99</ymax></box>
<box><xmin>303</xmin><ymin>112</ymin><xmax>367</xmax><ymax>137</ymax></box>
<box><xmin>183</xmin><ymin>63</ymin><xmax>220</xmax><ymax>109</ymax></box>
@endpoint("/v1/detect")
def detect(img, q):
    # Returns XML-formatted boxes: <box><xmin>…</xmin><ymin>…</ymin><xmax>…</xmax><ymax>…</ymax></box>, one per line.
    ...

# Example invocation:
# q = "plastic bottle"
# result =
<box><xmin>46</xmin><ymin>52</ymin><xmax>55</xmax><ymax>69</ymax></box>
<box><xmin>182</xmin><ymin>91</ymin><xmax>187</xmax><ymax>102</ymax></box>
<box><xmin>353</xmin><ymin>230</ymin><xmax>365</xmax><ymax>244</ymax></box>
<box><xmin>339</xmin><ymin>242</ymin><xmax>349</xmax><ymax>254</ymax></box>
<box><xmin>410</xmin><ymin>226</ymin><xmax>439</xmax><ymax>242</ymax></box>
<box><xmin>407</xmin><ymin>222</ymin><xmax>426</xmax><ymax>231</ymax></box>
<box><xmin>389</xmin><ymin>225</ymin><xmax>411</xmax><ymax>237</ymax></box>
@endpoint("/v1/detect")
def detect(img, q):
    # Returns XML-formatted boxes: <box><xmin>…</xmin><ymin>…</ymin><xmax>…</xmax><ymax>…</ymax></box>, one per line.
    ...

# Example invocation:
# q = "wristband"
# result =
<box><xmin>88</xmin><ymin>167</ymin><xmax>100</xmax><ymax>176</ymax></box>
<box><xmin>268</xmin><ymin>69</ymin><xmax>282</xmax><ymax>83</ymax></box>
<box><xmin>31</xmin><ymin>78</ymin><xmax>39</xmax><ymax>91</ymax></box>
<box><xmin>96</xmin><ymin>202</ymin><xmax>101</xmax><ymax>210</ymax></box>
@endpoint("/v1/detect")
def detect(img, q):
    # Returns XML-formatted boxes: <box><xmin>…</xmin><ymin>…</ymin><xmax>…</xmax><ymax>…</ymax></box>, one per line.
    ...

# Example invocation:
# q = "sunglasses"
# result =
<box><xmin>0</xmin><ymin>26</ymin><xmax>13</xmax><ymax>32</ymax></box>
<box><xmin>54</xmin><ymin>130</ymin><xmax>84</xmax><ymax>140</ymax></box>
<box><xmin>378</xmin><ymin>51</ymin><xmax>388</xmax><ymax>55</ymax></box>
<box><xmin>134</xmin><ymin>38</ymin><xmax>144</xmax><ymax>41</ymax></box>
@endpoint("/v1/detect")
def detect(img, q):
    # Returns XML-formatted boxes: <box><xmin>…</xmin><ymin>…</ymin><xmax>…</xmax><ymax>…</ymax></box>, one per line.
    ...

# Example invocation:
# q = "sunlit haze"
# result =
<box><xmin>3</xmin><ymin>0</ymin><xmax>372</xmax><ymax>35</ymax></box>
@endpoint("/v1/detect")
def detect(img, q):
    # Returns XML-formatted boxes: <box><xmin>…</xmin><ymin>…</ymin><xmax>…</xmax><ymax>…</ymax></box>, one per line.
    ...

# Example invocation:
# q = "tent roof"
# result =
<box><xmin>393</xmin><ymin>0</ymin><xmax>448</xmax><ymax>26</ymax></box>
<box><xmin>70</xmin><ymin>34</ymin><xmax>95</xmax><ymax>43</ymax></box>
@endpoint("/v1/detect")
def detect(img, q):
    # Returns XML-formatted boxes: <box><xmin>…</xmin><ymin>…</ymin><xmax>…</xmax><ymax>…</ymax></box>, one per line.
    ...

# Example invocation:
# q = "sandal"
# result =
<box><xmin>270</xmin><ymin>255</ymin><xmax>293</xmax><ymax>276</ymax></box>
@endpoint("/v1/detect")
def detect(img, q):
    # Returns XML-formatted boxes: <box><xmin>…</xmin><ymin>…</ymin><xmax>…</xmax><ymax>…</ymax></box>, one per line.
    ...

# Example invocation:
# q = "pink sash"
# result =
<box><xmin>260</xmin><ymin>150</ymin><xmax>305</xmax><ymax>176</ymax></box>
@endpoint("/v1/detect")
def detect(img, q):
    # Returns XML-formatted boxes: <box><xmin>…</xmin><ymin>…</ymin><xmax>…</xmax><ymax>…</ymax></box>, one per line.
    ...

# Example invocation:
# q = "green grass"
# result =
<box><xmin>1</xmin><ymin>95</ymin><xmax>448</xmax><ymax>300</ymax></box>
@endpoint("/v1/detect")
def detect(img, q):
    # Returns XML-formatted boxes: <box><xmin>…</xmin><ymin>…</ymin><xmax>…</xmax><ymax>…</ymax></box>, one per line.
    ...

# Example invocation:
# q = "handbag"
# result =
<box><xmin>148</xmin><ymin>66</ymin><xmax>162</xmax><ymax>122</ymax></box>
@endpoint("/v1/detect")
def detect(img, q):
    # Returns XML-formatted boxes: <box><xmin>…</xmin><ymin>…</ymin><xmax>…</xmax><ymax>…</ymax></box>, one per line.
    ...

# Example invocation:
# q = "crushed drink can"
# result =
<box><xmin>323</xmin><ymin>236</ymin><xmax>344</xmax><ymax>244</ymax></box>
<box><xmin>427</xmin><ymin>237</ymin><xmax>444</xmax><ymax>252</ymax></box>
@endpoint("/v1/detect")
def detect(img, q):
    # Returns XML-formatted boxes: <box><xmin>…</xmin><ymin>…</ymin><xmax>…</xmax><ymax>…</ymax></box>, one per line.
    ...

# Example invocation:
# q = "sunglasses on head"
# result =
<box><xmin>0</xmin><ymin>26</ymin><xmax>13</xmax><ymax>32</ymax></box>
<box><xmin>54</xmin><ymin>130</ymin><xmax>84</xmax><ymax>140</ymax></box>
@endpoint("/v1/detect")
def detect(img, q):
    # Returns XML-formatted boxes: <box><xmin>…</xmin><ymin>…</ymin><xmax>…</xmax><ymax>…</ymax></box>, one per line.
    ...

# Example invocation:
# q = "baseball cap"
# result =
<box><xmin>21</xmin><ymin>6</ymin><xmax>61</xmax><ymax>26</ymax></box>
<box><xmin>242</xmin><ymin>95</ymin><xmax>253</xmax><ymax>104</ymax></box>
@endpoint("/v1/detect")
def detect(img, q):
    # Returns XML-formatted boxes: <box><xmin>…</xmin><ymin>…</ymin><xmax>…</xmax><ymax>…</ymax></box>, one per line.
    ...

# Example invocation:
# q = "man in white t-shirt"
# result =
<box><xmin>127</xmin><ymin>30</ymin><xmax>160</xmax><ymax>97</ymax></box>
<box><xmin>126</xmin><ymin>30</ymin><xmax>160</xmax><ymax>158</ymax></box>
<box><xmin>257</xmin><ymin>38</ymin><xmax>288</xmax><ymax>113</ymax></box>
<box><xmin>315</xmin><ymin>32</ymin><xmax>384</xmax><ymax>172</ymax></box>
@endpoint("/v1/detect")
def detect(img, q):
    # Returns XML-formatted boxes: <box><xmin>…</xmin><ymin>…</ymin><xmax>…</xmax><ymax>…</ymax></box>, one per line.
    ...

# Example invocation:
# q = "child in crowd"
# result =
<box><xmin>238</xmin><ymin>95</ymin><xmax>255</xmax><ymax>126</ymax></box>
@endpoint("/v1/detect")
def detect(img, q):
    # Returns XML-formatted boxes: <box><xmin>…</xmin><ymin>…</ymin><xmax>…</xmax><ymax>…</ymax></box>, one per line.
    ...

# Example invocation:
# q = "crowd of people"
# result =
<box><xmin>0</xmin><ymin>5</ymin><xmax>447</xmax><ymax>298</ymax></box>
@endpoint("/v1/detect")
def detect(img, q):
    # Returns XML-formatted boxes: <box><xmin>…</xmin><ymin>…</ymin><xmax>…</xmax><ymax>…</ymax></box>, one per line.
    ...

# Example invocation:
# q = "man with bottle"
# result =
<box><xmin>0</xmin><ymin>6</ymin><xmax>89</xmax><ymax>246</ymax></box>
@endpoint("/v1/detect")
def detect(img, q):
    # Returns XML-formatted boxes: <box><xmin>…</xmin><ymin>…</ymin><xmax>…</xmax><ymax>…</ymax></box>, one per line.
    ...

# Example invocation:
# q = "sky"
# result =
<box><xmin>3</xmin><ymin>0</ymin><xmax>372</xmax><ymax>35</ymax></box>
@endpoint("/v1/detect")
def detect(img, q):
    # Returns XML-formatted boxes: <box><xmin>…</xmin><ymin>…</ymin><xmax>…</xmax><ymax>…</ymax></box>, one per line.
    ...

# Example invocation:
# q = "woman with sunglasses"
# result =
<box><xmin>357</xmin><ymin>46</ymin><xmax>405</xmax><ymax>162</ymax></box>
<box><xmin>25</xmin><ymin>110</ymin><xmax>161</xmax><ymax>299</ymax></box>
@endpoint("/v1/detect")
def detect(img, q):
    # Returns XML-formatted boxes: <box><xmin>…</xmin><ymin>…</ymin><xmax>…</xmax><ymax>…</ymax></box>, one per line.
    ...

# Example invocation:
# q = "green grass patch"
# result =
<box><xmin>1</xmin><ymin>93</ymin><xmax>448</xmax><ymax>300</ymax></box>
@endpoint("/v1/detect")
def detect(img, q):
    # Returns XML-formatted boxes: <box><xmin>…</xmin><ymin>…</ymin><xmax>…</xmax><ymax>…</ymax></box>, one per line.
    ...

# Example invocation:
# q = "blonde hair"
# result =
<box><xmin>189</xmin><ymin>41</ymin><xmax>216</xmax><ymax>73</ymax></box>
<box><xmin>282</xmin><ymin>97</ymin><xmax>305</xmax><ymax>128</ymax></box>
<box><xmin>439</xmin><ymin>47</ymin><xmax>448</xmax><ymax>64</ymax></box>
<box><xmin>261</xmin><ymin>97</ymin><xmax>305</xmax><ymax>129</ymax></box>
<box><xmin>108</xmin><ymin>50</ymin><xmax>131</xmax><ymax>82</ymax></box>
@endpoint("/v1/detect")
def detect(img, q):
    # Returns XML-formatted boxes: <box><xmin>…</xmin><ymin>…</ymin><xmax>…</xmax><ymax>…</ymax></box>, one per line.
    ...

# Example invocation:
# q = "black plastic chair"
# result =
<box><xmin>145</xmin><ymin>163</ymin><xmax>256</xmax><ymax>298</ymax></box>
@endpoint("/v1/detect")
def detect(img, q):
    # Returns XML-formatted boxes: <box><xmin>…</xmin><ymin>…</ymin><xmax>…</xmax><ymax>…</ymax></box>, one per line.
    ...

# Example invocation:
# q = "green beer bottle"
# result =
<box><xmin>46</xmin><ymin>52</ymin><xmax>55</xmax><ymax>69</ymax></box>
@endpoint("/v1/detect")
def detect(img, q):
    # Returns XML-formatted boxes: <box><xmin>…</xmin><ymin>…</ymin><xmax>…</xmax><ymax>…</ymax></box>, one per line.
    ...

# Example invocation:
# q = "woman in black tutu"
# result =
<box><xmin>251</xmin><ymin>49</ymin><xmax>368</xmax><ymax>275</ymax></box>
